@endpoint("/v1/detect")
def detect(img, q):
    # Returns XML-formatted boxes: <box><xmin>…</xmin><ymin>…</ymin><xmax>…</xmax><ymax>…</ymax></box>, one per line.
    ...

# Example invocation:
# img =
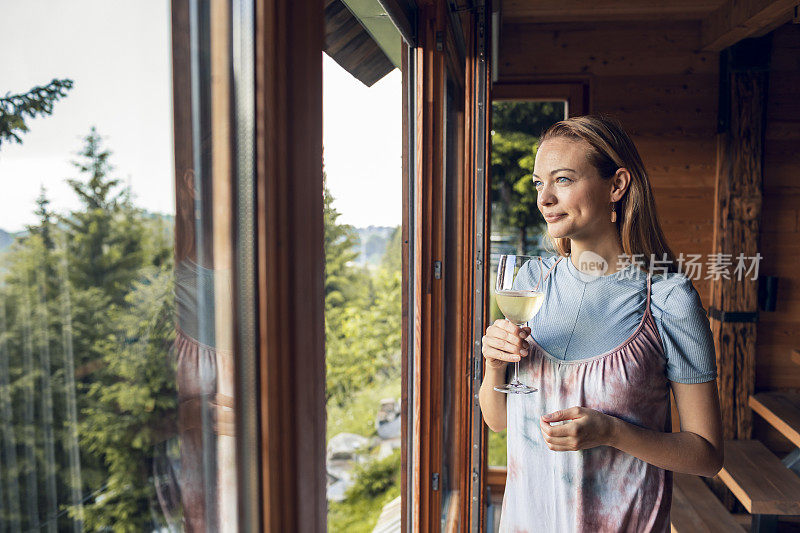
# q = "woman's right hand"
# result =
<box><xmin>482</xmin><ymin>319</ymin><xmax>531</xmax><ymax>370</ymax></box>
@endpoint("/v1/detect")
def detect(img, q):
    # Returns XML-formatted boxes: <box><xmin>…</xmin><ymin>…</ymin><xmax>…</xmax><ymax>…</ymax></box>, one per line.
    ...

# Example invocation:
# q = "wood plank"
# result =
<box><xmin>731</xmin><ymin>513</ymin><xmax>751</xmax><ymax>530</ymax></box>
<box><xmin>755</xmin><ymin>347</ymin><xmax>800</xmax><ymax>390</ymax></box>
<box><xmin>499</xmin><ymin>21</ymin><xmax>717</xmax><ymax>79</ymax></box>
<box><xmin>503</xmin><ymin>0</ymin><xmax>725</xmax><ymax>23</ymax></box>
<box><xmin>752</xmin><ymin>414</ymin><xmax>799</xmax><ymax>458</ymax></box>
<box><xmin>761</xmin><ymin>207</ymin><xmax>798</xmax><ymax>233</ymax></box>
<box><xmin>716</xmin><ymin>439</ymin><xmax>800</xmax><ymax>515</ymax></box>
<box><xmin>749</xmin><ymin>392</ymin><xmax>800</xmax><ymax>448</ymax></box>
<box><xmin>701</xmin><ymin>0</ymin><xmax>796</xmax><ymax>51</ymax></box>
<box><xmin>671</xmin><ymin>472</ymin><xmax>744</xmax><ymax>532</ymax></box>
<box><xmin>756</xmin><ymin>322</ymin><xmax>800</xmax><ymax>346</ymax></box>
<box><xmin>486</xmin><ymin>466</ymin><xmax>507</xmax><ymax>496</ymax></box>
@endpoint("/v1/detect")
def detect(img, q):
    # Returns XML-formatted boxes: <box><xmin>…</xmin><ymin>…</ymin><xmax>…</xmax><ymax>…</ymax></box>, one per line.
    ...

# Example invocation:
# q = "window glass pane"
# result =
<box><xmin>0</xmin><ymin>1</ymin><xmax>247</xmax><ymax>529</ymax></box>
<box><xmin>441</xmin><ymin>70</ymin><xmax>463</xmax><ymax>524</ymax></box>
<box><xmin>487</xmin><ymin>101</ymin><xmax>566</xmax><ymax>468</ymax></box>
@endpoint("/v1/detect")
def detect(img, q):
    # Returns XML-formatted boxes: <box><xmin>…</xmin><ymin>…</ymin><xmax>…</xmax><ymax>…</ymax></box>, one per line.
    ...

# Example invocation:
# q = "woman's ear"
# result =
<box><xmin>610</xmin><ymin>167</ymin><xmax>631</xmax><ymax>202</ymax></box>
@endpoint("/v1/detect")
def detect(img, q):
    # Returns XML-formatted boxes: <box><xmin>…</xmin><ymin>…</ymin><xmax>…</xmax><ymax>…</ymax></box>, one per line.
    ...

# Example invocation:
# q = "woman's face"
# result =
<box><xmin>532</xmin><ymin>137</ymin><xmax>616</xmax><ymax>241</ymax></box>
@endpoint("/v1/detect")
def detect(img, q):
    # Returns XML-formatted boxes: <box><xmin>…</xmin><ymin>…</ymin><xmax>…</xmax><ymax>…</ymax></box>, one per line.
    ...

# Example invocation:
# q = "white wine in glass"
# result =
<box><xmin>493</xmin><ymin>255</ymin><xmax>544</xmax><ymax>394</ymax></box>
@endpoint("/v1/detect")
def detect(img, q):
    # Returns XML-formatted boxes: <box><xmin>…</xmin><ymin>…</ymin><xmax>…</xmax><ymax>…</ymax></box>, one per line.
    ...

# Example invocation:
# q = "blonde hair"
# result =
<box><xmin>539</xmin><ymin>114</ymin><xmax>678</xmax><ymax>274</ymax></box>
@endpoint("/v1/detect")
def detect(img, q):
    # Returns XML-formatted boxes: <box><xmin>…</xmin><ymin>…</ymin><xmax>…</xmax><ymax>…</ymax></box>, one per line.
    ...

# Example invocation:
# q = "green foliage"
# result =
<box><xmin>0</xmin><ymin>79</ymin><xmax>73</xmax><ymax>147</ymax></box>
<box><xmin>488</xmin><ymin>429</ymin><xmax>507</xmax><ymax>467</ymax></box>
<box><xmin>79</xmin><ymin>267</ymin><xmax>176</xmax><ymax>531</ymax></box>
<box><xmin>0</xmin><ymin>128</ymin><xmax>174</xmax><ymax>530</ymax></box>
<box><xmin>346</xmin><ymin>448</ymin><xmax>401</xmax><ymax>500</ymax></box>
<box><xmin>324</xmin><ymin>173</ymin><xmax>365</xmax><ymax>310</ymax></box>
<box><xmin>323</xmin><ymin>182</ymin><xmax>402</xmax><ymax>531</ymax></box>
<box><xmin>324</xmin><ymin>176</ymin><xmax>401</xmax><ymax>407</ymax></box>
<box><xmin>328</xmin><ymin>449</ymin><xmax>401</xmax><ymax>533</ymax></box>
<box><xmin>326</xmin><ymin>380</ymin><xmax>400</xmax><ymax>443</ymax></box>
<box><xmin>62</xmin><ymin>128</ymin><xmax>148</xmax><ymax>302</ymax></box>
<box><xmin>492</xmin><ymin>101</ymin><xmax>564</xmax><ymax>138</ymax></box>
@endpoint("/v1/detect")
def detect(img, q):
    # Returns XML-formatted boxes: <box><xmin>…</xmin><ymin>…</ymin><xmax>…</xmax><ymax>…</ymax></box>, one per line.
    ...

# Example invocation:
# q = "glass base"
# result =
<box><xmin>493</xmin><ymin>382</ymin><xmax>537</xmax><ymax>394</ymax></box>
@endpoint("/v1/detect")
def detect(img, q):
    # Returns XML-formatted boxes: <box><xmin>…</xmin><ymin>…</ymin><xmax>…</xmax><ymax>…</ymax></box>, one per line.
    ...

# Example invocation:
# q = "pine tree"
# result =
<box><xmin>0</xmin><ymin>79</ymin><xmax>73</xmax><ymax>148</ymax></box>
<box><xmin>61</xmin><ymin>127</ymin><xmax>146</xmax><ymax>300</ymax></box>
<box><xmin>323</xmin><ymin>172</ymin><xmax>364</xmax><ymax>310</ymax></box>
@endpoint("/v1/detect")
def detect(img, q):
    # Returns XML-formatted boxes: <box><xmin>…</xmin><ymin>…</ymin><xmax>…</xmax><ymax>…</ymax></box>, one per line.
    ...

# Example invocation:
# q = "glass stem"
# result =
<box><xmin>512</xmin><ymin>321</ymin><xmax>525</xmax><ymax>384</ymax></box>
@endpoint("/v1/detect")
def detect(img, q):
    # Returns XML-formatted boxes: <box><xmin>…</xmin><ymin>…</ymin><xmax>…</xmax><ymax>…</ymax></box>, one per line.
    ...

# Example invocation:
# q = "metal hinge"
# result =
<box><xmin>434</xmin><ymin>260</ymin><xmax>442</xmax><ymax>280</ymax></box>
<box><xmin>707</xmin><ymin>306</ymin><xmax>759</xmax><ymax>323</ymax></box>
<box><xmin>432</xmin><ymin>472</ymin><xmax>440</xmax><ymax>491</ymax></box>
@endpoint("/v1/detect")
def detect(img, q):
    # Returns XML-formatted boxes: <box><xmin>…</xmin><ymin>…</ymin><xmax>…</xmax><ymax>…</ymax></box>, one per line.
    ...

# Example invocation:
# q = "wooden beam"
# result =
<box><xmin>710</xmin><ymin>35</ymin><xmax>770</xmax><ymax>444</ymax></box>
<box><xmin>502</xmin><ymin>0</ymin><xmax>724</xmax><ymax>23</ymax></box>
<box><xmin>255</xmin><ymin>0</ymin><xmax>326</xmax><ymax>530</ymax></box>
<box><xmin>700</xmin><ymin>0</ymin><xmax>795</xmax><ymax>51</ymax></box>
<box><xmin>706</xmin><ymin>33</ymin><xmax>771</xmax><ymax>511</ymax></box>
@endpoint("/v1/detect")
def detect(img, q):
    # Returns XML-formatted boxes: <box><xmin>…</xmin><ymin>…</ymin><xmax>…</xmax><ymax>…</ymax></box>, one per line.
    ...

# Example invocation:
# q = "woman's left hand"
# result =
<box><xmin>539</xmin><ymin>406</ymin><xmax>618</xmax><ymax>451</ymax></box>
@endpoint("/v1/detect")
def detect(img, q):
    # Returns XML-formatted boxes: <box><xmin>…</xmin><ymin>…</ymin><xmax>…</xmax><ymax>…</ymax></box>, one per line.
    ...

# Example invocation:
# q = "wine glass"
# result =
<box><xmin>492</xmin><ymin>254</ymin><xmax>545</xmax><ymax>394</ymax></box>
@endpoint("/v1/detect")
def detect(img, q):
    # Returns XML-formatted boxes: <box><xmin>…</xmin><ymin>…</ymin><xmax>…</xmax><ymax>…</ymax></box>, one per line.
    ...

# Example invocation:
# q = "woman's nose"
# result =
<box><xmin>538</xmin><ymin>188</ymin><xmax>557</xmax><ymax>206</ymax></box>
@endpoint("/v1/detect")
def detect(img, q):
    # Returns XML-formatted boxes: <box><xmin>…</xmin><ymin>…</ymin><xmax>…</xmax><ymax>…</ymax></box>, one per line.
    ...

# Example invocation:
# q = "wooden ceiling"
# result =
<box><xmin>499</xmin><ymin>0</ymin><xmax>798</xmax><ymax>51</ymax></box>
<box><xmin>500</xmin><ymin>0</ymin><xmax>728</xmax><ymax>23</ymax></box>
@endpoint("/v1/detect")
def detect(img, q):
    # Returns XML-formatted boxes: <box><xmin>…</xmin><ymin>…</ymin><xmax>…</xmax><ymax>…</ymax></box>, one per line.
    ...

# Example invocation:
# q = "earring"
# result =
<box><xmin>611</xmin><ymin>202</ymin><xmax>617</xmax><ymax>223</ymax></box>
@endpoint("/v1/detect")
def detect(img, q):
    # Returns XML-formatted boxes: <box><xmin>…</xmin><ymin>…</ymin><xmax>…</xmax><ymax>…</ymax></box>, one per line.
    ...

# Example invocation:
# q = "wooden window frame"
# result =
<box><xmin>408</xmin><ymin>3</ymin><xmax>475</xmax><ymax>532</ymax></box>
<box><xmin>254</xmin><ymin>0</ymin><xmax>327</xmax><ymax>530</ymax></box>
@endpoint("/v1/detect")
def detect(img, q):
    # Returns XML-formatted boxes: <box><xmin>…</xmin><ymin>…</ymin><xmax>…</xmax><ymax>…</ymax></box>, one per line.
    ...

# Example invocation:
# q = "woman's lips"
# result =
<box><xmin>544</xmin><ymin>213</ymin><xmax>566</xmax><ymax>222</ymax></box>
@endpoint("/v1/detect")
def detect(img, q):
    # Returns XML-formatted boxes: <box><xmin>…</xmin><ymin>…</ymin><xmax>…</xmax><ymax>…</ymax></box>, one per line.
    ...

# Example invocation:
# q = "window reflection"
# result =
<box><xmin>0</xmin><ymin>0</ymin><xmax>243</xmax><ymax>530</ymax></box>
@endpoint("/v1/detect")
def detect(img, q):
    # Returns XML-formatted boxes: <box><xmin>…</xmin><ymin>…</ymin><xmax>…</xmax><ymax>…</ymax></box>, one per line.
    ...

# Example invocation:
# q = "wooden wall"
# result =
<box><xmin>756</xmin><ymin>24</ymin><xmax>800</xmax><ymax>408</ymax></box>
<box><xmin>496</xmin><ymin>20</ymin><xmax>800</xmax><ymax>450</ymax></box>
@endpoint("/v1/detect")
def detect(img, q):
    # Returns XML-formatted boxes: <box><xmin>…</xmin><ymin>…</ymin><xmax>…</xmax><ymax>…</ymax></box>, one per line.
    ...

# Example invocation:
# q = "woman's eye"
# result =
<box><xmin>533</xmin><ymin>177</ymin><xmax>570</xmax><ymax>187</ymax></box>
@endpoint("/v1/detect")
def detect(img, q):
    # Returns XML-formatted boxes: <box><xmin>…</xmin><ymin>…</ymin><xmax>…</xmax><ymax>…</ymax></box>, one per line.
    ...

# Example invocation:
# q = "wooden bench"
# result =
<box><xmin>671</xmin><ymin>472</ymin><xmax>744</xmax><ymax>532</ymax></box>
<box><xmin>717</xmin><ymin>439</ymin><xmax>800</xmax><ymax>532</ymax></box>
<box><xmin>750</xmin><ymin>392</ymin><xmax>800</xmax><ymax>449</ymax></box>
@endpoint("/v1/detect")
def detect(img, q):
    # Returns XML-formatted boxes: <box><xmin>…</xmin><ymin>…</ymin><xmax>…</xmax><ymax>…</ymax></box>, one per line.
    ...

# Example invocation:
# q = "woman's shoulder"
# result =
<box><xmin>650</xmin><ymin>271</ymin><xmax>704</xmax><ymax>314</ymax></box>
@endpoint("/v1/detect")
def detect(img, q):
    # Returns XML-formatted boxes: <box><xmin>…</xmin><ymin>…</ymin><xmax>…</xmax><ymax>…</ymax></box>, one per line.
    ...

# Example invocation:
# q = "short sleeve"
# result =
<box><xmin>511</xmin><ymin>256</ymin><xmax>555</xmax><ymax>292</ymax></box>
<box><xmin>657</xmin><ymin>276</ymin><xmax>717</xmax><ymax>384</ymax></box>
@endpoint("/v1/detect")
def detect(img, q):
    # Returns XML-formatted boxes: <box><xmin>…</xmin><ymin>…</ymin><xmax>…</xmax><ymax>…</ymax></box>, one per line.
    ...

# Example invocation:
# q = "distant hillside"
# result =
<box><xmin>0</xmin><ymin>228</ymin><xmax>24</xmax><ymax>253</ymax></box>
<box><xmin>0</xmin><ymin>212</ymin><xmax>173</xmax><ymax>255</ymax></box>
<box><xmin>353</xmin><ymin>225</ymin><xmax>398</xmax><ymax>267</ymax></box>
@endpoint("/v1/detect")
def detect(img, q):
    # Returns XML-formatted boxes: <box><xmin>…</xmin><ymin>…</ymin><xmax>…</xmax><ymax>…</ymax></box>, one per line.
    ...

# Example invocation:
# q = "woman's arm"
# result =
<box><xmin>479</xmin><ymin>365</ymin><xmax>509</xmax><ymax>432</ymax></box>
<box><xmin>610</xmin><ymin>380</ymin><xmax>723</xmax><ymax>476</ymax></box>
<box><xmin>539</xmin><ymin>380</ymin><xmax>724</xmax><ymax>477</ymax></box>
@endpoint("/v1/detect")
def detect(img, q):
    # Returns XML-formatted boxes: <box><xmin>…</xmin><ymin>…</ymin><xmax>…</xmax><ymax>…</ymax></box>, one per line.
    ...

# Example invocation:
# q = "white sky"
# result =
<box><xmin>0</xmin><ymin>0</ymin><xmax>401</xmax><ymax>232</ymax></box>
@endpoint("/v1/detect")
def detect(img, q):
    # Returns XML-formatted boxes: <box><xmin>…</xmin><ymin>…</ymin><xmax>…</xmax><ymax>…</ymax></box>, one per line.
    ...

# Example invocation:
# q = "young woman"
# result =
<box><xmin>479</xmin><ymin>115</ymin><xmax>724</xmax><ymax>532</ymax></box>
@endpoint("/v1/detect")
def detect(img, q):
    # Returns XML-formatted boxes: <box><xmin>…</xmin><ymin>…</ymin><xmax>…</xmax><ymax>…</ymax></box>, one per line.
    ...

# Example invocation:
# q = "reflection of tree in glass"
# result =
<box><xmin>0</xmin><ymin>79</ymin><xmax>73</xmax><ymax>148</ymax></box>
<box><xmin>0</xmin><ymin>129</ymin><xmax>176</xmax><ymax>530</ymax></box>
